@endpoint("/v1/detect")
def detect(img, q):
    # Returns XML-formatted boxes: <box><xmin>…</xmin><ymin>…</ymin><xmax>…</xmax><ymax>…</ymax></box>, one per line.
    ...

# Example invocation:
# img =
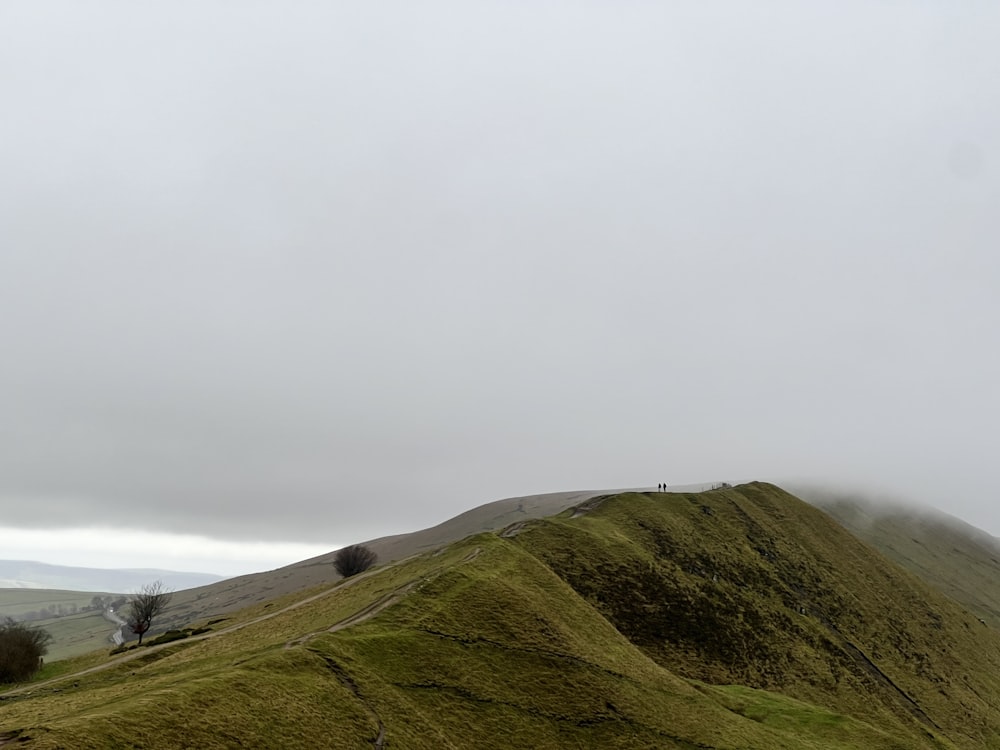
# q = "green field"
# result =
<box><xmin>0</xmin><ymin>590</ymin><xmax>116</xmax><ymax>619</ymax></box>
<box><xmin>0</xmin><ymin>590</ymin><xmax>122</xmax><ymax>661</ymax></box>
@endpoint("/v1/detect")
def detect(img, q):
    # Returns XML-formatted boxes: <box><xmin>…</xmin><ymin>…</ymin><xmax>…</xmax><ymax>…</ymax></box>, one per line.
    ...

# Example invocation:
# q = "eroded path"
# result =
<box><xmin>570</xmin><ymin>494</ymin><xmax>612</xmax><ymax>518</ymax></box>
<box><xmin>283</xmin><ymin>581</ymin><xmax>419</xmax><ymax>650</ymax></box>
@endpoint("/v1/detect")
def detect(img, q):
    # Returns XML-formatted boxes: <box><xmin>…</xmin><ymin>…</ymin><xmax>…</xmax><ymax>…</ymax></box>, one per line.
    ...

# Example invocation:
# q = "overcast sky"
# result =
<box><xmin>2</xmin><ymin>2</ymin><xmax>998</xmax><ymax>576</ymax></box>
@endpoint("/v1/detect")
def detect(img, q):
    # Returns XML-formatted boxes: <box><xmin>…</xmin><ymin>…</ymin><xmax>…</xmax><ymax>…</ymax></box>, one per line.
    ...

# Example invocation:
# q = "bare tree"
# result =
<box><xmin>126</xmin><ymin>580</ymin><xmax>172</xmax><ymax>645</ymax></box>
<box><xmin>0</xmin><ymin>618</ymin><xmax>51</xmax><ymax>683</ymax></box>
<box><xmin>334</xmin><ymin>545</ymin><xmax>377</xmax><ymax>578</ymax></box>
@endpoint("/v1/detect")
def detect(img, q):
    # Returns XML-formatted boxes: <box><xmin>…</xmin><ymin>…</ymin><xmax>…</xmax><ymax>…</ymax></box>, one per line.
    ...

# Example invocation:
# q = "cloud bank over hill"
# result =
<box><xmin>1</xmin><ymin>2</ymin><xmax>998</xmax><ymax>567</ymax></box>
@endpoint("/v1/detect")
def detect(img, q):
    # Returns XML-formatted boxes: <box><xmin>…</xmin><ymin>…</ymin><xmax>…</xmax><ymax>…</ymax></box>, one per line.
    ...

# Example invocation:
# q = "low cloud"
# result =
<box><xmin>2</xmin><ymin>2</ymin><xmax>999</xmax><ymax>561</ymax></box>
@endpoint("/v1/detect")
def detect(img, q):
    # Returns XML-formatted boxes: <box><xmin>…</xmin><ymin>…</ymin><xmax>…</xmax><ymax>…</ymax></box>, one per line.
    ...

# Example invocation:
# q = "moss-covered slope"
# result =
<box><xmin>516</xmin><ymin>483</ymin><xmax>1000</xmax><ymax>748</ymax></box>
<box><xmin>807</xmin><ymin>490</ymin><xmax>1000</xmax><ymax>628</ymax></box>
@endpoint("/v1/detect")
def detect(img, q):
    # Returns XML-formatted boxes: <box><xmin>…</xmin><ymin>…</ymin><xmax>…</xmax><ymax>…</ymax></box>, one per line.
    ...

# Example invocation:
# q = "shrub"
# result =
<box><xmin>334</xmin><ymin>544</ymin><xmax>378</xmax><ymax>577</ymax></box>
<box><xmin>146</xmin><ymin>629</ymin><xmax>190</xmax><ymax>647</ymax></box>
<box><xmin>0</xmin><ymin>618</ymin><xmax>51</xmax><ymax>684</ymax></box>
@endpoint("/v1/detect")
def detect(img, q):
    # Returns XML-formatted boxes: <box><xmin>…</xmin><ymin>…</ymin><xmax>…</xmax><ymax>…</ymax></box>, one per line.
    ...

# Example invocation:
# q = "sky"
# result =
<box><xmin>1</xmin><ymin>2</ymin><xmax>998</xmax><ymax>577</ymax></box>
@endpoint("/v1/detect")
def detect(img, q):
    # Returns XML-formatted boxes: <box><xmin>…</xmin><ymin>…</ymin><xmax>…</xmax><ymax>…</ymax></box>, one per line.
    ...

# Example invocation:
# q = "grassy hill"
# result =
<box><xmin>4</xmin><ymin>483</ymin><xmax>1000</xmax><ymax>748</ymax></box>
<box><xmin>157</xmin><ymin>489</ymin><xmax>607</xmax><ymax>634</ymax></box>
<box><xmin>800</xmin><ymin>488</ymin><xmax>1000</xmax><ymax>628</ymax></box>
<box><xmin>516</xmin><ymin>485</ymin><xmax>1000</xmax><ymax>747</ymax></box>
<box><xmin>0</xmin><ymin>490</ymin><xmax>624</xmax><ymax>661</ymax></box>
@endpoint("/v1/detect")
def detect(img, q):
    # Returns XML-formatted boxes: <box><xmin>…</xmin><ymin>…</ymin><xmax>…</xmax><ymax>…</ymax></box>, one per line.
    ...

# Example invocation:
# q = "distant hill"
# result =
<box><xmin>798</xmin><ymin>486</ymin><xmax>1000</xmax><ymax>627</ymax></box>
<box><xmin>5</xmin><ymin>483</ymin><xmax>1000</xmax><ymax>748</ymax></box>
<box><xmin>0</xmin><ymin>560</ymin><xmax>225</xmax><ymax>593</ymax></box>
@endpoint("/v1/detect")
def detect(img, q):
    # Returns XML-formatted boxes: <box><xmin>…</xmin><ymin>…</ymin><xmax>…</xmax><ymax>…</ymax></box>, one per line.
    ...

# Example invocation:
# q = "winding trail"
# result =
<box><xmin>283</xmin><ymin>581</ymin><xmax>419</xmax><ymax>650</ymax></box>
<box><xmin>103</xmin><ymin>608</ymin><xmax>126</xmax><ymax>647</ymax></box>
<box><xmin>499</xmin><ymin>521</ymin><xmax>527</xmax><ymax>538</ymax></box>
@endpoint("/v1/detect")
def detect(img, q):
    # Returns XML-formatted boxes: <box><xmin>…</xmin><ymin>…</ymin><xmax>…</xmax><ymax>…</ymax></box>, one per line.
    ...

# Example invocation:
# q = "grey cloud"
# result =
<box><xmin>1</xmin><ymin>2</ymin><xmax>999</xmax><ymax>545</ymax></box>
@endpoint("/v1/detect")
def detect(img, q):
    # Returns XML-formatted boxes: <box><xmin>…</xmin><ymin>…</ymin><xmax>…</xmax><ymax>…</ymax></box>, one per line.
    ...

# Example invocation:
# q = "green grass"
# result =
<box><xmin>3</xmin><ymin>484</ymin><xmax>1000</xmax><ymax>748</ymax></box>
<box><xmin>697</xmin><ymin>684</ymin><xmax>917</xmax><ymax>749</ymax></box>
<box><xmin>0</xmin><ymin>589</ymin><xmax>120</xmax><ymax>662</ymax></box>
<box><xmin>32</xmin><ymin>610</ymin><xmax>117</xmax><ymax>661</ymax></box>
<box><xmin>0</xmin><ymin>589</ymin><xmax>113</xmax><ymax>619</ymax></box>
<box><xmin>0</xmin><ymin>589</ymin><xmax>112</xmax><ymax>619</ymax></box>
<box><xmin>514</xmin><ymin>485</ymin><xmax>1000</xmax><ymax>748</ymax></box>
<box><xmin>812</xmin><ymin>492</ymin><xmax>1000</xmax><ymax>627</ymax></box>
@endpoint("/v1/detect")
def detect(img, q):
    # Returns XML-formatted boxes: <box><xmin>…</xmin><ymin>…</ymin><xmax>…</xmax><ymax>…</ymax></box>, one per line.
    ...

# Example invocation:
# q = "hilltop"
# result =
<box><xmin>4</xmin><ymin>483</ymin><xmax>1000</xmax><ymax>748</ymax></box>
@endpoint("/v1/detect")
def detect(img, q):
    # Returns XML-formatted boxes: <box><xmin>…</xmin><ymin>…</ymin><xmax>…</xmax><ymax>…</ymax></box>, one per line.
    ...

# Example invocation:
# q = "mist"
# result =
<box><xmin>2</xmin><ymin>2</ymin><xmax>998</xmax><ymax>572</ymax></box>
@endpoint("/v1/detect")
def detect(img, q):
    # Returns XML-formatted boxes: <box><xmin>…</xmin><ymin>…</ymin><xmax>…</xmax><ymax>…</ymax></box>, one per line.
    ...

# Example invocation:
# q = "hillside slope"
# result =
<box><xmin>157</xmin><ymin>489</ymin><xmax>605</xmax><ymax>633</ymax></box>
<box><xmin>801</xmin><ymin>489</ymin><xmax>1000</xmax><ymax>628</ymax></box>
<box><xmin>5</xmin><ymin>483</ymin><xmax>1000</xmax><ymax>748</ymax></box>
<box><xmin>0</xmin><ymin>506</ymin><xmax>930</xmax><ymax>749</ymax></box>
<box><xmin>515</xmin><ymin>484</ymin><xmax>1000</xmax><ymax>747</ymax></box>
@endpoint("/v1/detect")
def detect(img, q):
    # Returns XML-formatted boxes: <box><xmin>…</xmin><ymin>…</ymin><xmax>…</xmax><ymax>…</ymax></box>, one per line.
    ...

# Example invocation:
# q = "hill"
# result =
<box><xmin>1</xmin><ymin>490</ymin><xmax>617</xmax><ymax>659</ymax></box>
<box><xmin>515</xmin><ymin>485</ymin><xmax>1000</xmax><ymax>746</ymax></box>
<box><xmin>0</xmin><ymin>560</ymin><xmax>224</xmax><ymax>593</ymax></box>
<box><xmin>798</xmin><ymin>487</ymin><xmax>1000</xmax><ymax>628</ymax></box>
<box><xmin>156</xmin><ymin>489</ymin><xmax>606</xmax><ymax>633</ymax></box>
<box><xmin>4</xmin><ymin>483</ymin><xmax>1000</xmax><ymax>748</ymax></box>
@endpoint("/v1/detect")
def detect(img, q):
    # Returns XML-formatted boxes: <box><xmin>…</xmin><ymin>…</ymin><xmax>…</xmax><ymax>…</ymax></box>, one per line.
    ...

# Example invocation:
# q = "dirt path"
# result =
<box><xmin>570</xmin><ymin>494</ymin><xmax>612</xmax><ymax>518</ymax></box>
<box><xmin>283</xmin><ymin>581</ymin><xmax>419</xmax><ymax>650</ymax></box>
<box><xmin>499</xmin><ymin>521</ymin><xmax>527</xmax><ymax>538</ymax></box>
<box><xmin>315</xmin><ymin>654</ymin><xmax>387</xmax><ymax>749</ymax></box>
<box><xmin>103</xmin><ymin>608</ymin><xmax>126</xmax><ymax>647</ymax></box>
